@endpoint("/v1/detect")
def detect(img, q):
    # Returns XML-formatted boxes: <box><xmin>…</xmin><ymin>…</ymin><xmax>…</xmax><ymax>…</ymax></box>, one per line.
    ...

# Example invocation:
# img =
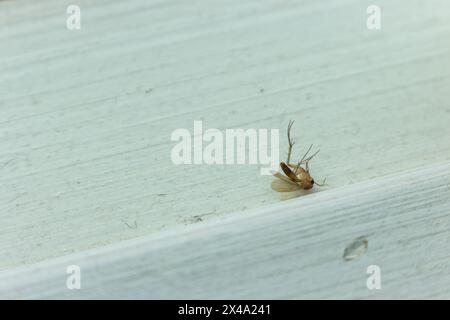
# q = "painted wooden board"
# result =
<box><xmin>1</xmin><ymin>0</ymin><xmax>450</xmax><ymax>286</ymax></box>
<box><xmin>1</xmin><ymin>162</ymin><xmax>450</xmax><ymax>299</ymax></box>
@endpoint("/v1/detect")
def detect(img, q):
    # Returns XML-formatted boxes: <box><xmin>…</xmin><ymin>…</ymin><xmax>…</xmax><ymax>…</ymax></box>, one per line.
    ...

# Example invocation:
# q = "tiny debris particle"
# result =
<box><xmin>123</xmin><ymin>220</ymin><xmax>138</xmax><ymax>230</ymax></box>
<box><xmin>191</xmin><ymin>216</ymin><xmax>203</xmax><ymax>223</ymax></box>
<box><xmin>181</xmin><ymin>210</ymin><xmax>217</xmax><ymax>225</ymax></box>
<box><xmin>179</xmin><ymin>215</ymin><xmax>202</xmax><ymax>225</ymax></box>
<box><xmin>343</xmin><ymin>236</ymin><xmax>368</xmax><ymax>261</ymax></box>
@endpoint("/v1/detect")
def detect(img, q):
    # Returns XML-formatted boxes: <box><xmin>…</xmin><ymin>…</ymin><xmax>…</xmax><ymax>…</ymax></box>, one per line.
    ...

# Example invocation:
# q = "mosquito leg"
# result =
<box><xmin>315</xmin><ymin>177</ymin><xmax>327</xmax><ymax>186</ymax></box>
<box><xmin>298</xmin><ymin>148</ymin><xmax>320</xmax><ymax>173</ymax></box>
<box><xmin>286</xmin><ymin>120</ymin><xmax>295</xmax><ymax>164</ymax></box>
<box><xmin>303</xmin><ymin>149</ymin><xmax>320</xmax><ymax>163</ymax></box>
<box><xmin>294</xmin><ymin>144</ymin><xmax>313</xmax><ymax>174</ymax></box>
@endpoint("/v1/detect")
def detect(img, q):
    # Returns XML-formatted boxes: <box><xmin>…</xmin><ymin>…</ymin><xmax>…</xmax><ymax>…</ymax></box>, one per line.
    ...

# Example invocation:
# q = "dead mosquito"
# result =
<box><xmin>271</xmin><ymin>120</ymin><xmax>325</xmax><ymax>192</ymax></box>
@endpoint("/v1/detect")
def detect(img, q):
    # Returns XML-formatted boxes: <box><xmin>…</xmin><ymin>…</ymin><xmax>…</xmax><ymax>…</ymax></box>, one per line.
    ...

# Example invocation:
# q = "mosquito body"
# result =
<box><xmin>271</xmin><ymin>120</ymin><xmax>325</xmax><ymax>192</ymax></box>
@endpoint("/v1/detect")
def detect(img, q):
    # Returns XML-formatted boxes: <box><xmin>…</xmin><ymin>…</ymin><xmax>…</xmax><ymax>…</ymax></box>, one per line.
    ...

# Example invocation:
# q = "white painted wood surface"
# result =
<box><xmin>1</xmin><ymin>162</ymin><xmax>450</xmax><ymax>299</ymax></box>
<box><xmin>1</xmin><ymin>0</ymin><xmax>450</xmax><ymax>298</ymax></box>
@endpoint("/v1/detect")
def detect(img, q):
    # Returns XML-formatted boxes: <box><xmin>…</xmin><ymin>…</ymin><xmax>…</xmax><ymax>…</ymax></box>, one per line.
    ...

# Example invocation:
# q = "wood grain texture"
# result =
<box><xmin>1</xmin><ymin>162</ymin><xmax>450</xmax><ymax>299</ymax></box>
<box><xmin>1</xmin><ymin>0</ymin><xmax>450</xmax><ymax>276</ymax></box>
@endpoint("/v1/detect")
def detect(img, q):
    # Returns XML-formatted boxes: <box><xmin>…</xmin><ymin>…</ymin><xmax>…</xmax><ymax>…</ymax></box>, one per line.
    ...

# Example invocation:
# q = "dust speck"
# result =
<box><xmin>343</xmin><ymin>236</ymin><xmax>368</xmax><ymax>261</ymax></box>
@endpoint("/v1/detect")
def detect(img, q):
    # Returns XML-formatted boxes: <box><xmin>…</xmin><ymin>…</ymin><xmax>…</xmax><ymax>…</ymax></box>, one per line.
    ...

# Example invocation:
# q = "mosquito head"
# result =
<box><xmin>301</xmin><ymin>170</ymin><xmax>315</xmax><ymax>189</ymax></box>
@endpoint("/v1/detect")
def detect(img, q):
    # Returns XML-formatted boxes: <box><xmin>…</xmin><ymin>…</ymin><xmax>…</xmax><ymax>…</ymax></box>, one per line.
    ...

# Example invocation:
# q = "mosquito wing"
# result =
<box><xmin>271</xmin><ymin>171</ymin><xmax>301</xmax><ymax>192</ymax></box>
<box><xmin>280</xmin><ymin>162</ymin><xmax>300</xmax><ymax>182</ymax></box>
<box><xmin>271</xmin><ymin>179</ymin><xmax>301</xmax><ymax>192</ymax></box>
